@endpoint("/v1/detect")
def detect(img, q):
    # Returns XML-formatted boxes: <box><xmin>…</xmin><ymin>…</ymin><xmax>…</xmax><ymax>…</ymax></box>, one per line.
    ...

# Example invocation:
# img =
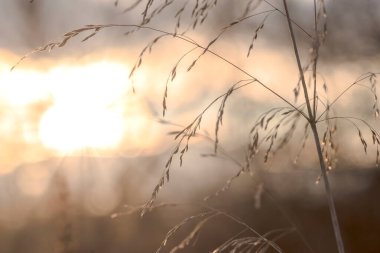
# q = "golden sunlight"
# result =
<box><xmin>38</xmin><ymin>61</ymin><xmax>129</xmax><ymax>153</ymax></box>
<box><xmin>0</xmin><ymin>69</ymin><xmax>49</xmax><ymax>106</ymax></box>
<box><xmin>0</xmin><ymin>51</ymin><xmax>170</xmax><ymax>168</ymax></box>
<box><xmin>39</xmin><ymin>105</ymin><xmax>125</xmax><ymax>152</ymax></box>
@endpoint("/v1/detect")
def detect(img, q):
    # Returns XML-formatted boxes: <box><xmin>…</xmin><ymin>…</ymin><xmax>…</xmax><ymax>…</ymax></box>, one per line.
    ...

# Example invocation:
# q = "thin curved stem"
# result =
<box><xmin>317</xmin><ymin>72</ymin><xmax>380</xmax><ymax>121</ymax></box>
<box><xmin>202</xmin><ymin>205</ymin><xmax>284</xmax><ymax>253</ymax></box>
<box><xmin>282</xmin><ymin>2</ymin><xmax>314</xmax><ymax>122</ymax></box>
<box><xmin>318</xmin><ymin>116</ymin><xmax>380</xmax><ymax>136</ymax></box>
<box><xmin>13</xmin><ymin>22</ymin><xmax>307</xmax><ymax>120</ymax></box>
<box><xmin>312</xmin><ymin>0</ymin><xmax>319</xmax><ymax>120</ymax></box>
<box><xmin>264</xmin><ymin>0</ymin><xmax>313</xmax><ymax>38</ymax></box>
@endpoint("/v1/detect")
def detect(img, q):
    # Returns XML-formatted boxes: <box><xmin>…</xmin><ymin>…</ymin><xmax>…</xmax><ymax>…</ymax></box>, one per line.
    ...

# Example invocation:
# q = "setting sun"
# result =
<box><xmin>0</xmin><ymin>57</ymin><xmax>161</xmax><ymax>156</ymax></box>
<box><xmin>38</xmin><ymin>61</ymin><xmax>129</xmax><ymax>153</ymax></box>
<box><xmin>39</xmin><ymin>105</ymin><xmax>125</xmax><ymax>152</ymax></box>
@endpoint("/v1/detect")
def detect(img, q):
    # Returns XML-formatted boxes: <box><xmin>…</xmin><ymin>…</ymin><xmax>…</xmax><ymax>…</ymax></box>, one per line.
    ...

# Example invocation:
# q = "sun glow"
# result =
<box><xmin>0</xmin><ymin>52</ymin><xmax>168</xmax><ymax>166</ymax></box>
<box><xmin>0</xmin><ymin>68</ymin><xmax>49</xmax><ymax>106</ymax></box>
<box><xmin>39</xmin><ymin>105</ymin><xmax>124</xmax><ymax>152</ymax></box>
<box><xmin>38</xmin><ymin>61</ymin><xmax>130</xmax><ymax>153</ymax></box>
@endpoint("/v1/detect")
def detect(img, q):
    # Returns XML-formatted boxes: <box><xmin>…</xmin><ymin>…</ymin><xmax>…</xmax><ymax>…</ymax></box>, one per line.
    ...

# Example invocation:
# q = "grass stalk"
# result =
<box><xmin>282</xmin><ymin>1</ymin><xmax>345</xmax><ymax>253</ymax></box>
<box><xmin>312</xmin><ymin>0</ymin><xmax>318</xmax><ymax>119</ymax></box>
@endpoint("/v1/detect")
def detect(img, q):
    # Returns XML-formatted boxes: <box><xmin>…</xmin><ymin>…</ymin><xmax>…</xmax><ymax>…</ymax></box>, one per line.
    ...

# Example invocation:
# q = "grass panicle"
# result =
<box><xmin>17</xmin><ymin>1</ymin><xmax>380</xmax><ymax>252</ymax></box>
<box><xmin>154</xmin><ymin>203</ymin><xmax>289</xmax><ymax>253</ymax></box>
<box><xmin>111</xmin><ymin>202</ymin><xmax>179</xmax><ymax>219</ymax></box>
<box><xmin>155</xmin><ymin>211</ymin><xmax>217</xmax><ymax>253</ymax></box>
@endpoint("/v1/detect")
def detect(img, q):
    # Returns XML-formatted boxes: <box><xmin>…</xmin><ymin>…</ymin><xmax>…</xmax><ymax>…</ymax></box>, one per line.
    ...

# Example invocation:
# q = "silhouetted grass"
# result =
<box><xmin>14</xmin><ymin>1</ymin><xmax>380</xmax><ymax>252</ymax></box>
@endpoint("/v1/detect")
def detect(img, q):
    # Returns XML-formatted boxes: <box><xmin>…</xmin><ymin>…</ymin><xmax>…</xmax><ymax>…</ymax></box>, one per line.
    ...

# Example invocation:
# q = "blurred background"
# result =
<box><xmin>0</xmin><ymin>0</ymin><xmax>379</xmax><ymax>252</ymax></box>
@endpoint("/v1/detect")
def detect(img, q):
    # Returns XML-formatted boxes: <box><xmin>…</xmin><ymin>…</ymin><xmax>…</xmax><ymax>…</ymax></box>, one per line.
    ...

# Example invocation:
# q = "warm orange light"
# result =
<box><xmin>38</xmin><ymin>61</ymin><xmax>130</xmax><ymax>153</ymax></box>
<box><xmin>0</xmin><ymin>52</ymin><xmax>169</xmax><ymax>161</ymax></box>
<box><xmin>39</xmin><ymin>105</ymin><xmax>125</xmax><ymax>152</ymax></box>
<box><xmin>0</xmin><ymin>68</ymin><xmax>49</xmax><ymax>106</ymax></box>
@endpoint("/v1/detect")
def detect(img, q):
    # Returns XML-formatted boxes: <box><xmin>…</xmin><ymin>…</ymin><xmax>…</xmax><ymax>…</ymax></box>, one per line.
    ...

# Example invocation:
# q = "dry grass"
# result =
<box><xmin>14</xmin><ymin>0</ymin><xmax>380</xmax><ymax>252</ymax></box>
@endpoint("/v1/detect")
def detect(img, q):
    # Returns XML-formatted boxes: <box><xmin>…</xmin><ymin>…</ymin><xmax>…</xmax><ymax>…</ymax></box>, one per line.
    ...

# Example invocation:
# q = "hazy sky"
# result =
<box><xmin>0</xmin><ymin>0</ymin><xmax>379</xmax><ymax>57</ymax></box>
<box><xmin>0</xmin><ymin>3</ymin><xmax>379</xmax><ymax>253</ymax></box>
<box><xmin>0</xmin><ymin>0</ymin><xmax>378</xmax><ymax>227</ymax></box>
<box><xmin>0</xmin><ymin>0</ymin><xmax>377</xmax><ymax>165</ymax></box>
<box><xmin>0</xmin><ymin>0</ymin><xmax>378</xmax><ymax>179</ymax></box>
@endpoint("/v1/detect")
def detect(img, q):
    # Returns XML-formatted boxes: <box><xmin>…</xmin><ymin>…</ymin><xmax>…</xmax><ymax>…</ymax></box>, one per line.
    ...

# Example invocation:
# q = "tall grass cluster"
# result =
<box><xmin>15</xmin><ymin>0</ymin><xmax>379</xmax><ymax>252</ymax></box>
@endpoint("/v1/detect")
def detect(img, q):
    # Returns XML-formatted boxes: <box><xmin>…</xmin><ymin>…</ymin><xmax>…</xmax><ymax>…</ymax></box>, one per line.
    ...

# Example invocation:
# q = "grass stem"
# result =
<box><xmin>282</xmin><ymin>1</ymin><xmax>345</xmax><ymax>253</ymax></box>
